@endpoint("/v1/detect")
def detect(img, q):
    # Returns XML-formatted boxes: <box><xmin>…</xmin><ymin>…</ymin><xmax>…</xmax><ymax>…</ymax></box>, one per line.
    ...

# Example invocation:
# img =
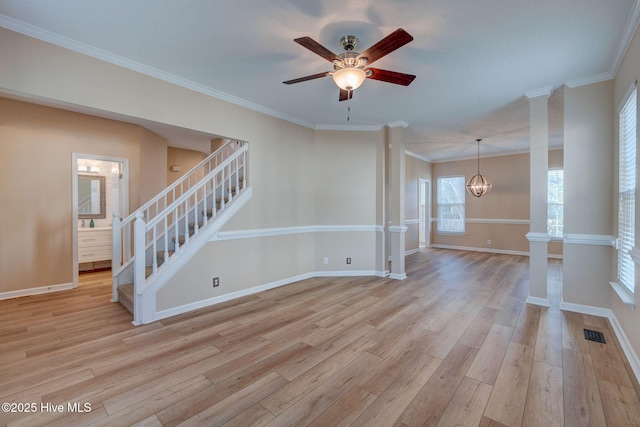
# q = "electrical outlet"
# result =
<box><xmin>213</xmin><ymin>277</ymin><xmax>220</xmax><ymax>287</ymax></box>
<box><xmin>346</xmin><ymin>257</ymin><xmax>351</xmax><ymax>264</ymax></box>
<box><xmin>487</xmin><ymin>239</ymin><xmax>492</xmax><ymax>245</ymax></box>
<box><xmin>323</xmin><ymin>257</ymin><xmax>328</xmax><ymax>265</ymax></box>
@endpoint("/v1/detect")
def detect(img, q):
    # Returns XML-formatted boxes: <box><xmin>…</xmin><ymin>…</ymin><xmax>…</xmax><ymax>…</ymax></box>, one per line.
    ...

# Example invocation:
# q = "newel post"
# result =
<box><xmin>133</xmin><ymin>211</ymin><xmax>146</xmax><ymax>323</ymax></box>
<box><xmin>111</xmin><ymin>213</ymin><xmax>121</xmax><ymax>302</ymax></box>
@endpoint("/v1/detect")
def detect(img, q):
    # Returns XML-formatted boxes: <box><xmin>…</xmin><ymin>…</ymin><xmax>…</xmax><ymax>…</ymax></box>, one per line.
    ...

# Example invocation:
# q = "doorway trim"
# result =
<box><xmin>72</xmin><ymin>153</ymin><xmax>129</xmax><ymax>288</ymax></box>
<box><xmin>419</xmin><ymin>178</ymin><xmax>431</xmax><ymax>248</ymax></box>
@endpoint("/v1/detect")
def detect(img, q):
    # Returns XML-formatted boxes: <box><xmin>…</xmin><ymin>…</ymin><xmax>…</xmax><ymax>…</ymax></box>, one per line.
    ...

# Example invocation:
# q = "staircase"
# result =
<box><xmin>111</xmin><ymin>140</ymin><xmax>251</xmax><ymax>325</ymax></box>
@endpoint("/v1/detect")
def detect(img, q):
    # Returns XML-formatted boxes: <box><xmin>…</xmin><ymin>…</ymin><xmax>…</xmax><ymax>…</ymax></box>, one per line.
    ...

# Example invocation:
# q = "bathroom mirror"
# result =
<box><xmin>78</xmin><ymin>175</ymin><xmax>106</xmax><ymax>219</ymax></box>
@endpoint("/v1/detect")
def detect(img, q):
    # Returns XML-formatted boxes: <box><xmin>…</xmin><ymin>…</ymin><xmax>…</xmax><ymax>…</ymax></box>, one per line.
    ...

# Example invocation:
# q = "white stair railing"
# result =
<box><xmin>111</xmin><ymin>140</ymin><xmax>247</xmax><ymax>303</ymax></box>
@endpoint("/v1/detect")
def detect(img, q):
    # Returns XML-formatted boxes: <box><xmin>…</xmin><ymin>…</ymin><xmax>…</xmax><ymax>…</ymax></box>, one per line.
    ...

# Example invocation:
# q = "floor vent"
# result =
<box><xmin>583</xmin><ymin>329</ymin><xmax>606</xmax><ymax>344</ymax></box>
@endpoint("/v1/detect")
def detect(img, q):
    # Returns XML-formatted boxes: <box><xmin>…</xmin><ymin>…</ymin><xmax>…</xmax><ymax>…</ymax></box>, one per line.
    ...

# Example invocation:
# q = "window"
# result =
<box><xmin>547</xmin><ymin>169</ymin><xmax>564</xmax><ymax>238</ymax></box>
<box><xmin>618</xmin><ymin>87</ymin><xmax>636</xmax><ymax>293</ymax></box>
<box><xmin>437</xmin><ymin>176</ymin><xmax>465</xmax><ymax>233</ymax></box>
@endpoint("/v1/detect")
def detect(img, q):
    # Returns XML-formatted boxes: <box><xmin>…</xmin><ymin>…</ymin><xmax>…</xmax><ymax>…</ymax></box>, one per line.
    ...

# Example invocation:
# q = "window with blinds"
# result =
<box><xmin>547</xmin><ymin>169</ymin><xmax>564</xmax><ymax>238</ymax></box>
<box><xmin>618</xmin><ymin>87</ymin><xmax>636</xmax><ymax>293</ymax></box>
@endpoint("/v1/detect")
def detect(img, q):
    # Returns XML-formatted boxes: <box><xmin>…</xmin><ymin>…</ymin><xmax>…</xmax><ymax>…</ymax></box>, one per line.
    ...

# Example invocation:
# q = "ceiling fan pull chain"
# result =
<box><xmin>347</xmin><ymin>90</ymin><xmax>352</xmax><ymax>122</ymax></box>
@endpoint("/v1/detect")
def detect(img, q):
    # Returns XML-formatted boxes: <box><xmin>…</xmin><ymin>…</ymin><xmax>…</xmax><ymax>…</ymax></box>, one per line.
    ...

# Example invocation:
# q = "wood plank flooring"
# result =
<box><xmin>1</xmin><ymin>249</ymin><xmax>639</xmax><ymax>426</ymax></box>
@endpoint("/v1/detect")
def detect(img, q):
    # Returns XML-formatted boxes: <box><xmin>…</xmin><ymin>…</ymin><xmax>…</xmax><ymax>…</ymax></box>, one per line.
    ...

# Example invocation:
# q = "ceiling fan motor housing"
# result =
<box><xmin>340</xmin><ymin>35</ymin><xmax>358</xmax><ymax>51</ymax></box>
<box><xmin>333</xmin><ymin>51</ymin><xmax>368</xmax><ymax>70</ymax></box>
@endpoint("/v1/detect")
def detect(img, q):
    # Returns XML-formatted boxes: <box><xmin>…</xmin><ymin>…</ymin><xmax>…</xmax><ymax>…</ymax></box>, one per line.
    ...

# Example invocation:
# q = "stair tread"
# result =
<box><xmin>156</xmin><ymin>250</ymin><xmax>176</xmax><ymax>256</ymax></box>
<box><xmin>117</xmin><ymin>284</ymin><xmax>134</xmax><ymax>315</ymax></box>
<box><xmin>119</xmin><ymin>283</ymin><xmax>134</xmax><ymax>298</ymax></box>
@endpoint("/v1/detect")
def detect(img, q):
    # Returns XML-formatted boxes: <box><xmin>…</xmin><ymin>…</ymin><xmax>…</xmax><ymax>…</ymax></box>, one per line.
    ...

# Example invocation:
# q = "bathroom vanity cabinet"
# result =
<box><xmin>78</xmin><ymin>227</ymin><xmax>112</xmax><ymax>270</ymax></box>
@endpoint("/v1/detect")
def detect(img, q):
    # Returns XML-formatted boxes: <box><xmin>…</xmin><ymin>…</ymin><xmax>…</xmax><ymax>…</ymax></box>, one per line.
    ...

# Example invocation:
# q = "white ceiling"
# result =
<box><xmin>1</xmin><ymin>0</ymin><xmax>638</xmax><ymax>161</ymax></box>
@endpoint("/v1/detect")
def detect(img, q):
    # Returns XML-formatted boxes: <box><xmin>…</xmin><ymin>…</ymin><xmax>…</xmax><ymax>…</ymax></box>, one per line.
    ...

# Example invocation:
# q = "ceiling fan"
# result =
<box><xmin>283</xmin><ymin>28</ymin><xmax>416</xmax><ymax>101</ymax></box>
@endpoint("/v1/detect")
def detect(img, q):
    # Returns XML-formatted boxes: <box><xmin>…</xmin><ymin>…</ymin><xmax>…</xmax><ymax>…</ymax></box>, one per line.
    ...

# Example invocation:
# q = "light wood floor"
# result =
<box><xmin>1</xmin><ymin>250</ymin><xmax>640</xmax><ymax>427</ymax></box>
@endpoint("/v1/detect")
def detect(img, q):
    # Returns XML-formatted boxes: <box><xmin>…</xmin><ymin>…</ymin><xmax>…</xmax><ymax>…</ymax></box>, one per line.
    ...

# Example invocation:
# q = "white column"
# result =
<box><xmin>389</xmin><ymin>122</ymin><xmax>407</xmax><ymax>280</ymax></box>
<box><xmin>375</xmin><ymin>132</ymin><xmax>388</xmax><ymax>277</ymax></box>
<box><xmin>525</xmin><ymin>86</ymin><xmax>553</xmax><ymax>307</ymax></box>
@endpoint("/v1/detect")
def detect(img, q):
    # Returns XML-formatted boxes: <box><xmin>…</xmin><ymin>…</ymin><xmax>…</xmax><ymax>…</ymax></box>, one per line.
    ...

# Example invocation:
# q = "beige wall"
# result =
<box><xmin>313</xmin><ymin>130</ymin><xmax>380</xmax><ymax>226</ymax></box>
<box><xmin>432</xmin><ymin>152</ymin><xmax>528</xmax><ymax>254</ymax></box>
<box><xmin>166</xmin><ymin>147</ymin><xmax>207</xmax><ymax>186</ymax></box>
<box><xmin>0</xmin><ymin>97</ymin><xmax>167</xmax><ymax>293</ymax></box>
<box><xmin>563</xmin><ymin>81</ymin><xmax>614</xmax><ymax>307</ymax></box>
<box><xmin>161</xmin><ymin>127</ymin><xmax>386</xmax><ymax>308</ymax></box>
<box><xmin>431</xmin><ymin>150</ymin><xmax>563</xmax><ymax>256</ymax></box>
<box><xmin>611</xmin><ymin>25</ymin><xmax>640</xmax><ymax>360</ymax></box>
<box><xmin>313</xmin><ymin>130</ymin><xmax>382</xmax><ymax>272</ymax></box>
<box><xmin>161</xmin><ymin>118</ymin><xmax>318</xmax><ymax>308</ymax></box>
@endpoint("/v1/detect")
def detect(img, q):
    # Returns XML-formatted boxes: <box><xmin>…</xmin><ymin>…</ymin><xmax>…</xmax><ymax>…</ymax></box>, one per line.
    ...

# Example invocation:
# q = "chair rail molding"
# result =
<box><xmin>563</xmin><ymin>234</ymin><xmax>616</xmax><ymax>246</ymax></box>
<box><xmin>526</xmin><ymin>232</ymin><xmax>551</xmax><ymax>242</ymax></box>
<box><xmin>388</xmin><ymin>225</ymin><xmax>408</xmax><ymax>233</ymax></box>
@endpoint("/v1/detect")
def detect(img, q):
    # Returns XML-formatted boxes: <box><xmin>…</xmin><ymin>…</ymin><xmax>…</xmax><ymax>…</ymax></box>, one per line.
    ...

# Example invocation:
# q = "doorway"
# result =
<box><xmin>72</xmin><ymin>153</ymin><xmax>129</xmax><ymax>288</ymax></box>
<box><xmin>419</xmin><ymin>178</ymin><xmax>431</xmax><ymax>248</ymax></box>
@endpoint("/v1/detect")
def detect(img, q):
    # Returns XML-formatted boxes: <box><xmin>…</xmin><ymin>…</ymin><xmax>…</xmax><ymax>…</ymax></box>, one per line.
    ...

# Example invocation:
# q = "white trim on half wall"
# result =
<box><xmin>0</xmin><ymin>282</ymin><xmax>75</xmax><ymax>301</ymax></box>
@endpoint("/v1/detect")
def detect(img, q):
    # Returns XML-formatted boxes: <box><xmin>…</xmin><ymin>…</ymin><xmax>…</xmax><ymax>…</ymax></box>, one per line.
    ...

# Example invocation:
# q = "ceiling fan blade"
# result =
<box><xmin>339</xmin><ymin>89</ymin><xmax>353</xmax><ymax>102</ymax></box>
<box><xmin>294</xmin><ymin>36</ymin><xmax>340</xmax><ymax>62</ymax></box>
<box><xmin>283</xmin><ymin>72</ymin><xmax>329</xmax><ymax>85</ymax></box>
<box><xmin>357</xmin><ymin>28</ymin><xmax>413</xmax><ymax>65</ymax></box>
<box><xmin>366</xmin><ymin>68</ymin><xmax>416</xmax><ymax>86</ymax></box>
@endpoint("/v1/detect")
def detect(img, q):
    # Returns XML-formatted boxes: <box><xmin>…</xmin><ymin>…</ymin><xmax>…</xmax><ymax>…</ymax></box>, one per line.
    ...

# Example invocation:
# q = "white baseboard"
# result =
<box><xmin>389</xmin><ymin>273</ymin><xmax>407</xmax><ymax>280</ymax></box>
<box><xmin>559</xmin><ymin>301</ymin><xmax>612</xmax><ymax>318</ymax></box>
<box><xmin>0</xmin><ymin>282</ymin><xmax>75</xmax><ymax>300</ymax></box>
<box><xmin>154</xmin><ymin>272</ymin><xmax>315</xmax><ymax>322</ymax></box>
<box><xmin>153</xmin><ymin>270</ymin><xmax>381</xmax><ymax>323</ymax></box>
<box><xmin>526</xmin><ymin>296</ymin><xmax>551</xmax><ymax>307</ymax></box>
<box><xmin>608</xmin><ymin>314</ymin><xmax>640</xmax><ymax>383</ymax></box>
<box><xmin>314</xmin><ymin>270</ymin><xmax>379</xmax><ymax>277</ymax></box>
<box><xmin>560</xmin><ymin>301</ymin><xmax>640</xmax><ymax>383</ymax></box>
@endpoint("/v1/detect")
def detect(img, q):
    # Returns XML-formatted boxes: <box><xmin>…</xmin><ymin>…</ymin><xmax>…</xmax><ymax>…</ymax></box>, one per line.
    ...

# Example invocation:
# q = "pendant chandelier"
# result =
<box><xmin>466</xmin><ymin>139</ymin><xmax>492</xmax><ymax>197</ymax></box>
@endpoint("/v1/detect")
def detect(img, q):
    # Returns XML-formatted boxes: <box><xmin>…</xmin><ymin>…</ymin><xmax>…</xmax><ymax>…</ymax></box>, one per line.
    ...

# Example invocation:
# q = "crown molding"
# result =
<box><xmin>387</xmin><ymin>120</ymin><xmax>409</xmax><ymax>128</ymax></box>
<box><xmin>610</xmin><ymin>0</ymin><xmax>640</xmax><ymax>78</ymax></box>
<box><xmin>565</xmin><ymin>72</ymin><xmax>614</xmax><ymax>89</ymax></box>
<box><xmin>405</xmin><ymin>151</ymin><xmax>432</xmax><ymax>162</ymax></box>
<box><xmin>566</xmin><ymin>0</ymin><xmax>640</xmax><ymax>89</ymax></box>
<box><xmin>524</xmin><ymin>85</ymin><xmax>554</xmax><ymax>99</ymax></box>
<box><xmin>0</xmin><ymin>14</ymin><xmax>318</xmax><ymax>130</ymax></box>
<box><xmin>314</xmin><ymin>124</ymin><xmax>384</xmax><ymax>131</ymax></box>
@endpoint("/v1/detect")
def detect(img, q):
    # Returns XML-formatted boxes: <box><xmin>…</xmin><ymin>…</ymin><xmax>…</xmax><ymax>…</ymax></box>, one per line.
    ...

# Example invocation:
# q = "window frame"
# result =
<box><xmin>436</xmin><ymin>175</ymin><xmax>466</xmax><ymax>235</ymax></box>
<box><xmin>616</xmin><ymin>85</ymin><xmax>637</xmax><ymax>295</ymax></box>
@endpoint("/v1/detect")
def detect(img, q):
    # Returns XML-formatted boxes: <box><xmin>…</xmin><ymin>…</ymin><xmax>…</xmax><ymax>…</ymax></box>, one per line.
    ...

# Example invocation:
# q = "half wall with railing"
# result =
<box><xmin>111</xmin><ymin>139</ymin><xmax>251</xmax><ymax>324</ymax></box>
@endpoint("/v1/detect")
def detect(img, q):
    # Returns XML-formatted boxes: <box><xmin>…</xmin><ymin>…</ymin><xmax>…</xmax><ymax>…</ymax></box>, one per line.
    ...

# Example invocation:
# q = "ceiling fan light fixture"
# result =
<box><xmin>332</xmin><ymin>67</ymin><xmax>367</xmax><ymax>91</ymax></box>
